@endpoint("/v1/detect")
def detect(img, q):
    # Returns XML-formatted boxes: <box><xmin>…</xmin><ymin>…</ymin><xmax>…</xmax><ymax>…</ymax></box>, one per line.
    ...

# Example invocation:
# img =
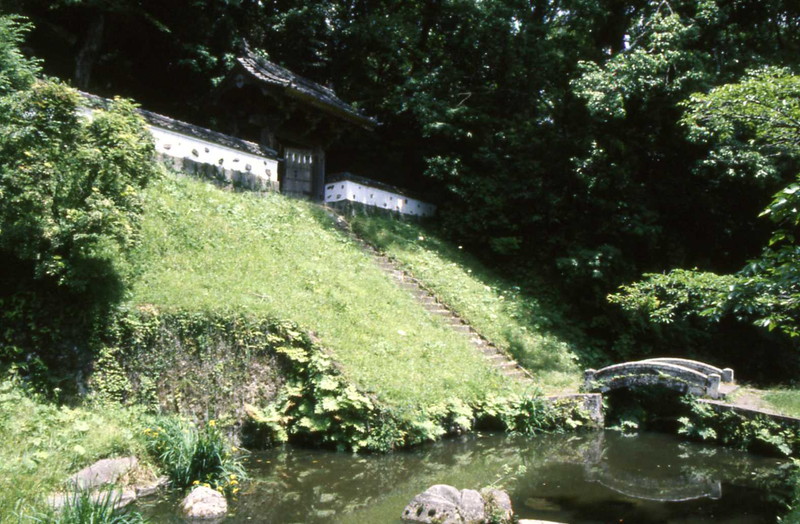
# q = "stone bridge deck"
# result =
<box><xmin>584</xmin><ymin>358</ymin><xmax>736</xmax><ymax>399</ymax></box>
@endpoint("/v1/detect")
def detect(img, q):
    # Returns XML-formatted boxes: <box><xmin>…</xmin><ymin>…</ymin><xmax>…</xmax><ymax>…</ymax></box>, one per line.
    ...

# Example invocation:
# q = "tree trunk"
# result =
<box><xmin>74</xmin><ymin>12</ymin><xmax>105</xmax><ymax>90</ymax></box>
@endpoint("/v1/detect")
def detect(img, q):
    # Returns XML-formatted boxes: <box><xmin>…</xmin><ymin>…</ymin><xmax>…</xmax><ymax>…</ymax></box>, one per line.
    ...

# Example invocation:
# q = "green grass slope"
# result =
<box><xmin>127</xmin><ymin>174</ymin><xmax>523</xmax><ymax>412</ymax></box>
<box><xmin>0</xmin><ymin>377</ymin><xmax>151</xmax><ymax>518</ymax></box>
<box><xmin>349</xmin><ymin>214</ymin><xmax>582</xmax><ymax>392</ymax></box>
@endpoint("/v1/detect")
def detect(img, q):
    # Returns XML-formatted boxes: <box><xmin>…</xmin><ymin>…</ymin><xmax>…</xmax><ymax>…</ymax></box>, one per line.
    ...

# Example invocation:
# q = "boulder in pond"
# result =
<box><xmin>481</xmin><ymin>488</ymin><xmax>513</xmax><ymax>522</ymax></box>
<box><xmin>180</xmin><ymin>486</ymin><xmax>227</xmax><ymax>521</ymax></box>
<box><xmin>402</xmin><ymin>484</ymin><xmax>512</xmax><ymax>523</ymax></box>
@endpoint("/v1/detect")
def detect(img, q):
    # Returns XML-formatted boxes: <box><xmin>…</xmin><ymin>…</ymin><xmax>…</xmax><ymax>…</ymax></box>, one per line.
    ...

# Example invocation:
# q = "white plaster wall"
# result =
<box><xmin>150</xmin><ymin>126</ymin><xmax>278</xmax><ymax>185</ymax></box>
<box><xmin>324</xmin><ymin>180</ymin><xmax>436</xmax><ymax>217</ymax></box>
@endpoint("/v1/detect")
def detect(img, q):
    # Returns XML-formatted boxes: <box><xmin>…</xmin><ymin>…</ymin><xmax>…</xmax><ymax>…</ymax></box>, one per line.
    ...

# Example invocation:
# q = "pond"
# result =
<box><xmin>138</xmin><ymin>430</ymin><xmax>794</xmax><ymax>523</ymax></box>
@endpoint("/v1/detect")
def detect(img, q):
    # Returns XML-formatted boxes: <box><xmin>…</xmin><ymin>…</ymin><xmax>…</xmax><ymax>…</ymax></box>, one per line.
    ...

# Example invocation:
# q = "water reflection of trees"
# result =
<box><xmin>219</xmin><ymin>431</ymin><xmax>792</xmax><ymax>523</ymax></box>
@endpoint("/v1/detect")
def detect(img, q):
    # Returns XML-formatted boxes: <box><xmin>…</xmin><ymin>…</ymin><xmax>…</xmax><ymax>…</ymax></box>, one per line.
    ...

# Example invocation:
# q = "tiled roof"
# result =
<box><xmin>237</xmin><ymin>47</ymin><xmax>377</xmax><ymax>129</ymax></box>
<box><xmin>80</xmin><ymin>91</ymin><xmax>278</xmax><ymax>159</ymax></box>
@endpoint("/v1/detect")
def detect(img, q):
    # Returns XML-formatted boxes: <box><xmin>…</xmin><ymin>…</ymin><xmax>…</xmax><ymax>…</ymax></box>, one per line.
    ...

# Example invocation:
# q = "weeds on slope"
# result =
<box><xmin>0</xmin><ymin>373</ymin><xmax>150</xmax><ymax>521</ymax></box>
<box><xmin>349</xmin><ymin>214</ymin><xmax>582</xmax><ymax>392</ymax></box>
<box><xmin>126</xmin><ymin>175</ymin><xmax>520</xmax><ymax>409</ymax></box>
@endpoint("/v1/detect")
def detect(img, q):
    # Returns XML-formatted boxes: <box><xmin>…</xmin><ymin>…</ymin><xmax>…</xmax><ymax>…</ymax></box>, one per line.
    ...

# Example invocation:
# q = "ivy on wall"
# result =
<box><xmin>93</xmin><ymin>306</ymin><xmax>596</xmax><ymax>452</ymax></box>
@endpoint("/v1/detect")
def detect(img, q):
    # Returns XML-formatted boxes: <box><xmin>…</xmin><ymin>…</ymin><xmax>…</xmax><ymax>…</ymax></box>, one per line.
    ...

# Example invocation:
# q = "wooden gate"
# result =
<box><xmin>282</xmin><ymin>147</ymin><xmax>314</xmax><ymax>198</ymax></box>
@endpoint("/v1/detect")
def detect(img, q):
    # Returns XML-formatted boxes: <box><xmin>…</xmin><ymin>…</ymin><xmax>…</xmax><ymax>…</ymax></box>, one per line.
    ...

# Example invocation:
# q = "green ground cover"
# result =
<box><xmin>723</xmin><ymin>386</ymin><xmax>800</xmax><ymax>419</ymax></box>
<box><xmin>762</xmin><ymin>389</ymin><xmax>800</xmax><ymax>419</ymax></box>
<box><xmin>349</xmin><ymin>214</ymin><xmax>581</xmax><ymax>392</ymax></box>
<box><xmin>0</xmin><ymin>376</ymin><xmax>151</xmax><ymax>520</ymax></box>
<box><xmin>126</xmin><ymin>174</ymin><xmax>522</xmax><ymax>411</ymax></box>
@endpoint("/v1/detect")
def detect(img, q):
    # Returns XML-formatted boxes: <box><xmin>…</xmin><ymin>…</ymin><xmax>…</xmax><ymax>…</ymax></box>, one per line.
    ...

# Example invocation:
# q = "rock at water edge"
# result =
<box><xmin>481</xmin><ymin>488</ymin><xmax>513</xmax><ymax>522</ymax></box>
<box><xmin>402</xmin><ymin>484</ymin><xmax>486</xmax><ymax>523</ymax></box>
<box><xmin>181</xmin><ymin>486</ymin><xmax>228</xmax><ymax>521</ymax></box>
<box><xmin>68</xmin><ymin>456</ymin><xmax>138</xmax><ymax>490</ymax></box>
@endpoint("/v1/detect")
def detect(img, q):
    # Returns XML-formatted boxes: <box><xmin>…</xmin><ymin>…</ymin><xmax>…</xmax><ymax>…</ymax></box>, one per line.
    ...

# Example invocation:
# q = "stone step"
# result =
<box><xmin>331</xmin><ymin>218</ymin><xmax>540</xmax><ymax>385</ymax></box>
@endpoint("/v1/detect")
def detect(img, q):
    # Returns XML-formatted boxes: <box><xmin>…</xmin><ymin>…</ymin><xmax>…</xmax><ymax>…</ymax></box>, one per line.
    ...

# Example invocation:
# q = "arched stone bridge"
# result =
<box><xmin>583</xmin><ymin>358</ymin><xmax>735</xmax><ymax>400</ymax></box>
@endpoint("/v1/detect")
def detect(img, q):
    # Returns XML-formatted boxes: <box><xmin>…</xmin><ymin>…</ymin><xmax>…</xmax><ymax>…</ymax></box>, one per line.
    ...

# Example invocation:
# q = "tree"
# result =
<box><xmin>0</xmin><ymin>15</ymin><xmax>159</xmax><ymax>379</ymax></box>
<box><xmin>0</xmin><ymin>15</ymin><xmax>38</xmax><ymax>93</ymax></box>
<box><xmin>610</xmin><ymin>68</ymin><xmax>800</xmax><ymax>337</ymax></box>
<box><xmin>0</xmin><ymin>15</ymin><xmax>158</xmax><ymax>291</ymax></box>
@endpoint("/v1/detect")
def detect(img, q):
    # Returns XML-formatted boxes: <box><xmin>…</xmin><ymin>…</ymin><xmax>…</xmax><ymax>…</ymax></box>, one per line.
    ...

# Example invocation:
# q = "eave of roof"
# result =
<box><xmin>80</xmin><ymin>91</ymin><xmax>278</xmax><ymax>159</ymax></box>
<box><xmin>237</xmin><ymin>49</ymin><xmax>377</xmax><ymax>130</ymax></box>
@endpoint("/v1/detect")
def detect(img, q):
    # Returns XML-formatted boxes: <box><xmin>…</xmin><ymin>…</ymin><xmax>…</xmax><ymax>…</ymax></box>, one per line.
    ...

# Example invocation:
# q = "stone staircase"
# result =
<box><xmin>327</xmin><ymin>211</ymin><xmax>533</xmax><ymax>383</ymax></box>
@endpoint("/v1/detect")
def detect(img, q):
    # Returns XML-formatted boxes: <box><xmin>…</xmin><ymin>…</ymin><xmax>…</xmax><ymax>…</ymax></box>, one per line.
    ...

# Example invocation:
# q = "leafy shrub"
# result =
<box><xmin>0</xmin><ymin>80</ymin><xmax>157</xmax><ymax>291</ymax></box>
<box><xmin>0</xmin><ymin>17</ymin><xmax>158</xmax><ymax>383</ymax></box>
<box><xmin>475</xmin><ymin>393</ymin><xmax>587</xmax><ymax>434</ymax></box>
<box><xmin>144</xmin><ymin>417</ymin><xmax>245</xmax><ymax>495</ymax></box>
<box><xmin>678</xmin><ymin>398</ymin><xmax>800</xmax><ymax>457</ymax></box>
<box><xmin>0</xmin><ymin>15</ymin><xmax>38</xmax><ymax>94</ymax></box>
<box><xmin>100</xmin><ymin>308</ymin><xmax>593</xmax><ymax>454</ymax></box>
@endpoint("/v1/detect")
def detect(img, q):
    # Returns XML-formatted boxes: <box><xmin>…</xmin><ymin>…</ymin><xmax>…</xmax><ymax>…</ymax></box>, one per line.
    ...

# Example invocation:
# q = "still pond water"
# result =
<box><xmin>139</xmin><ymin>430</ymin><xmax>794</xmax><ymax>523</ymax></box>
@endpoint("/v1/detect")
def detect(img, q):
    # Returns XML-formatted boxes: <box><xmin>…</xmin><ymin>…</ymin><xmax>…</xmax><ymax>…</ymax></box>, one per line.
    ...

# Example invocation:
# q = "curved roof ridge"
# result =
<box><xmin>238</xmin><ymin>46</ymin><xmax>377</xmax><ymax>129</ymax></box>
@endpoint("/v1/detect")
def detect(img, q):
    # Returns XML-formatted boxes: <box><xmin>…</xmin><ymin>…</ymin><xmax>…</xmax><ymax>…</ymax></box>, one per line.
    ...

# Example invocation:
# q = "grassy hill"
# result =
<box><xmin>0</xmin><ymin>172</ymin><xmax>589</xmax><ymax>519</ymax></box>
<box><xmin>349</xmin><ymin>214</ymin><xmax>582</xmax><ymax>392</ymax></box>
<box><xmin>126</xmin><ymin>173</ymin><xmax>526</xmax><ymax>412</ymax></box>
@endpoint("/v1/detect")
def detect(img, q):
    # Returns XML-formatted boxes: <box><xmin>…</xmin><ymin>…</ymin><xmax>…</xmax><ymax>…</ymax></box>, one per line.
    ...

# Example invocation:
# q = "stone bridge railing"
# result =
<box><xmin>584</xmin><ymin>359</ymin><xmax>735</xmax><ymax>400</ymax></box>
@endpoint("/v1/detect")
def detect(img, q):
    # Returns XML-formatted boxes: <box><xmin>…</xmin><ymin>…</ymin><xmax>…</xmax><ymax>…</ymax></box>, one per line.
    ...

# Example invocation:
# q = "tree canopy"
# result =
<box><xmin>3</xmin><ymin>0</ymin><xmax>800</xmax><ymax>368</ymax></box>
<box><xmin>611</xmin><ymin>68</ymin><xmax>800</xmax><ymax>338</ymax></box>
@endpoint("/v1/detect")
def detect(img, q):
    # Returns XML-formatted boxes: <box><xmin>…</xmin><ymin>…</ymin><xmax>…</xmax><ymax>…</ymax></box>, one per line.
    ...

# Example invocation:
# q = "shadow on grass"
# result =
<box><xmin>0</xmin><ymin>250</ymin><xmax>126</xmax><ymax>397</ymax></box>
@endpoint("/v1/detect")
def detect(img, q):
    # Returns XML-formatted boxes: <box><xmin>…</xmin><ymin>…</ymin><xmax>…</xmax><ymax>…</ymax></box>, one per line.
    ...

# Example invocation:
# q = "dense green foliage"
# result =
<box><xmin>0</xmin><ymin>15</ymin><xmax>37</xmax><ymax>93</ymax></box>
<box><xmin>611</xmin><ymin>69</ymin><xmax>800</xmax><ymax>343</ymax></box>
<box><xmin>0</xmin><ymin>16</ymin><xmax>158</xmax><ymax>384</ymax></box>
<box><xmin>95</xmin><ymin>306</ymin><xmax>592</xmax><ymax>453</ymax></box>
<box><xmin>679</xmin><ymin>398</ymin><xmax>800</xmax><ymax>458</ymax></box>
<box><xmin>144</xmin><ymin>417</ymin><xmax>245</xmax><ymax>495</ymax></box>
<box><xmin>0</xmin><ymin>15</ymin><xmax>156</xmax><ymax>292</ymax></box>
<box><xmin>0</xmin><ymin>84</ymin><xmax>155</xmax><ymax>290</ymax></box>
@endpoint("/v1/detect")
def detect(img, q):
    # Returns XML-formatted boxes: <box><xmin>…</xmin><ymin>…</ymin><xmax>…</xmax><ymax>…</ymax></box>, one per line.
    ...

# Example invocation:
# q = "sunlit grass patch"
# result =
<box><xmin>0</xmin><ymin>376</ymin><xmax>151</xmax><ymax>521</ymax></box>
<box><xmin>349</xmin><ymin>214</ymin><xmax>581</xmax><ymax>392</ymax></box>
<box><xmin>127</xmin><ymin>175</ymin><xmax>521</xmax><ymax>409</ymax></box>
<box><xmin>762</xmin><ymin>389</ymin><xmax>800</xmax><ymax>418</ymax></box>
